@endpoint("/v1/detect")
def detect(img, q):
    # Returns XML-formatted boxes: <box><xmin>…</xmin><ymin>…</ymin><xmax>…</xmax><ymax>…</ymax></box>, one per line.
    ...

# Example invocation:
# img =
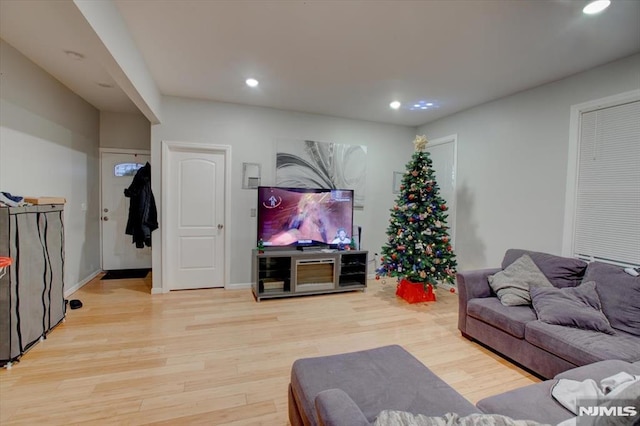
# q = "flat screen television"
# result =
<box><xmin>257</xmin><ymin>186</ymin><xmax>354</xmax><ymax>248</ymax></box>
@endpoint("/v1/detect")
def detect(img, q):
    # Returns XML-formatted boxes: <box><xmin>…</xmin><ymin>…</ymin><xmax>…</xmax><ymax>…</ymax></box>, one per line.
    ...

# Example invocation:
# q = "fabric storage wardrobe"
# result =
<box><xmin>0</xmin><ymin>204</ymin><xmax>65</xmax><ymax>367</ymax></box>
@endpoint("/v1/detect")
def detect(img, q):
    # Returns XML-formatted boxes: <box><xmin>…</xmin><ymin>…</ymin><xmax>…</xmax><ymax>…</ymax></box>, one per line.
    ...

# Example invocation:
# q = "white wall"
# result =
<box><xmin>0</xmin><ymin>40</ymin><xmax>101</xmax><ymax>293</ymax></box>
<box><xmin>100</xmin><ymin>111</ymin><xmax>150</xmax><ymax>150</ymax></box>
<box><xmin>151</xmin><ymin>97</ymin><xmax>417</xmax><ymax>290</ymax></box>
<box><xmin>418</xmin><ymin>54</ymin><xmax>640</xmax><ymax>271</ymax></box>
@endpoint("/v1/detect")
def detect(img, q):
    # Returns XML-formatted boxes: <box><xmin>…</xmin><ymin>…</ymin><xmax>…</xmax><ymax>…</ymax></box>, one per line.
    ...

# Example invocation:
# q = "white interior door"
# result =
<box><xmin>165</xmin><ymin>145</ymin><xmax>225</xmax><ymax>290</ymax></box>
<box><xmin>426</xmin><ymin>136</ymin><xmax>457</xmax><ymax>246</ymax></box>
<box><xmin>101</xmin><ymin>152</ymin><xmax>152</xmax><ymax>270</ymax></box>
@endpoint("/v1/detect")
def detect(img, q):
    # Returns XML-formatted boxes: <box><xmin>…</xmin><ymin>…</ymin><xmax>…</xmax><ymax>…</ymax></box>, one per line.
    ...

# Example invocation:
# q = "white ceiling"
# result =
<box><xmin>1</xmin><ymin>0</ymin><xmax>639</xmax><ymax>127</ymax></box>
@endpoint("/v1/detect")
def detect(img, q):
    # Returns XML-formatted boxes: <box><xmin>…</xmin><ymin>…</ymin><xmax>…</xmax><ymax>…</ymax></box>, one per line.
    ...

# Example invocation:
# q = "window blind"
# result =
<box><xmin>574</xmin><ymin>100</ymin><xmax>640</xmax><ymax>266</ymax></box>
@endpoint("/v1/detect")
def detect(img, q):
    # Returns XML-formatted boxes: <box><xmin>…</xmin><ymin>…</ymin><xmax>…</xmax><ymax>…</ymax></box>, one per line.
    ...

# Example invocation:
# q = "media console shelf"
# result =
<box><xmin>252</xmin><ymin>249</ymin><xmax>368</xmax><ymax>301</ymax></box>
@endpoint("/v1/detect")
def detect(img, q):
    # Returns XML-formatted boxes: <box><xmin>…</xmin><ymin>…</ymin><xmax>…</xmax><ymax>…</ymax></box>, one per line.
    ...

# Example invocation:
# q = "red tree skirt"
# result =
<box><xmin>396</xmin><ymin>278</ymin><xmax>436</xmax><ymax>303</ymax></box>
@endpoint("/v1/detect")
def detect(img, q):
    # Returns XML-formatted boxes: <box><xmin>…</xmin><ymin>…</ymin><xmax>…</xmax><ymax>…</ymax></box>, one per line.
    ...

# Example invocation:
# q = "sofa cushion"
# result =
<box><xmin>467</xmin><ymin>298</ymin><xmax>537</xmax><ymax>338</ymax></box>
<box><xmin>583</xmin><ymin>261</ymin><xmax>640</xmax><ymax>337</ymax></box>
<box><xmin>489</xmin><ymin>254</ymin><xmax>553</xmax><ymax>306</ymax></box>
<box><xmin>525</xmin><ymin>321</ymin><xmax>640</xmax><ymax>366</ymax></box>
<box><xmin>290</xmin><ymin>345</ymin><xmax>479</xmax><ymax>426</ymax></box>
<box><xmin>502</xmin><ymin>249</ymin><xmax>587</xmax><ymax>288</ymax></box>
<box><xmin>530</xmin><ymin>281</ymin><xmax>615</xmax><ymax>335</ymax></box>
<box><xmin>554</xmin><ymin>359</ymin><xmax>640</xmax><ymax>381</ymax></box>
<box><xmin>476</xmin><ymin>380</ymin><xmax>573</xmax><ymax>425</ymax></box>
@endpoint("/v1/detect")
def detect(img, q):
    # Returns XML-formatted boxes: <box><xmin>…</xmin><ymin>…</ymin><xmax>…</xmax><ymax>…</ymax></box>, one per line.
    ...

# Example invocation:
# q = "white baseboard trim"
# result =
<box><xmin>64</xmin><ymin>269</ymin><xmax>102</xmax><ymax>298</ymax></box>
<box><xmin>226</xmin><ymin>282</ymin><xmax>251</xmax><ymax>290</ymax></box>
<box><xmin>151</xmin><ymin>287</ymin><xmax>165</xmax><ymax>294</ymax></box>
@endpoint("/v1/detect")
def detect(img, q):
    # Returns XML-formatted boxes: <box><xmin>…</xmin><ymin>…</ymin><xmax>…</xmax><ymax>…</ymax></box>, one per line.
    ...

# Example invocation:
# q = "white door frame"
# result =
<box><xmin>161</xmin><ymin>141</ymin><xmax>231</xmax><ymax>293</ymax></box>
<box><xmin>427</xmin><ymin>134</ymin><xmax>458</xmax><ymax>247</ymax></box>
<box><xmin>99</xmin><ymin>148</ymin><xmax>151</xmax><ymax>270</ymax></box>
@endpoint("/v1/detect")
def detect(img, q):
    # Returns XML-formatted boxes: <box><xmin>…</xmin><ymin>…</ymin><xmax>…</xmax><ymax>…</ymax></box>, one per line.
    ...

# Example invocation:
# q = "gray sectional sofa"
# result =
<box><xmin>457</xmin><ymin>249</ymin><xmax>640</xmax><ymax>379</ymax></box>
<box><xmin>288</xmin><ymin>345</ymin><xmax>640</xmax><ymax>425</ymax></box>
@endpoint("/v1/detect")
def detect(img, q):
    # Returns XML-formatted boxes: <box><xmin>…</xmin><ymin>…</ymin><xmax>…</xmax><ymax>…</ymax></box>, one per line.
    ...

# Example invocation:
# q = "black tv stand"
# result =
<box><xmin>252</xmin><ymin>249</ymin><xmax>368</xmax><ymax>301</ymax></box>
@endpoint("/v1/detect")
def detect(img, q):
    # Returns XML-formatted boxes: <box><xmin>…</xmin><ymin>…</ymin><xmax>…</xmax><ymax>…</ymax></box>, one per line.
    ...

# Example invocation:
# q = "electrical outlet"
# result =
<box><xmin>250</xmin><ymin>208</ymin><xmax>257</xmax><ymax>217</ymax></box>
<box><xmin>81</xmin><ymin>203</ymin><xmax>87</xmax><ymax>212</ymax></box>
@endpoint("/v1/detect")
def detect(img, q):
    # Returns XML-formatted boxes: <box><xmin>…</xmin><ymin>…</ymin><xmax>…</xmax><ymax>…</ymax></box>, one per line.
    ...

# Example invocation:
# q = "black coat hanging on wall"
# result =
<box><xmin>124</xmin><ymin>162</ymin><xmax>158</xmax><ymax>248</ymax></box>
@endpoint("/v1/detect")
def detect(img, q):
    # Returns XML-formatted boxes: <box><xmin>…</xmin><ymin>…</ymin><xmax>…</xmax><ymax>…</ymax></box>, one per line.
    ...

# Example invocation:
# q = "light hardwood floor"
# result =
<box><xmin>0</xmin><ymin>275</ymin><xmax>539</xmax><ymax>425</ymax></box>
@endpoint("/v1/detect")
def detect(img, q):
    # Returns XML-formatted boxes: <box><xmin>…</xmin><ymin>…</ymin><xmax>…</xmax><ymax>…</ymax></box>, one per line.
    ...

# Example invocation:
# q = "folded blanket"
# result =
<box><xmin>374</xmin><ymin>411</ymin><xmax>548</xmax><ymax>426</ymax></box>
<box><xmin>553</xmin><ymin>372</ymin><xmax>640</xmax><ymax>426</ymax></box>
<box><xmin>552</xmin><ymin>372</ymin><xmax>640</xmax><ymax>414</ymax></box>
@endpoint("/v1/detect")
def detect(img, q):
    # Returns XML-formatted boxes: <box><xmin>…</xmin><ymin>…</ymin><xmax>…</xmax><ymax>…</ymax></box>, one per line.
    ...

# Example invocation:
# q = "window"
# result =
<box><xmin>114</xmin><ymin>163</ymin><xmax>144</xmax><ymax>177</ymax></box>
<box><xmin>564</xmin><ymin>94</ymin><xmax>640</xmax><ymax>267</ymax></box>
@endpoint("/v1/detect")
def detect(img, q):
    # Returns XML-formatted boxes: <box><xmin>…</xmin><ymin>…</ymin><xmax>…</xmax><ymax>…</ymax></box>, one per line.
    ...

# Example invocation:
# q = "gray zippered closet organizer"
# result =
<box><xmin>0</xmin><ymin>204</ymin><xmax>65</xmax><ymax>367</ymax></box>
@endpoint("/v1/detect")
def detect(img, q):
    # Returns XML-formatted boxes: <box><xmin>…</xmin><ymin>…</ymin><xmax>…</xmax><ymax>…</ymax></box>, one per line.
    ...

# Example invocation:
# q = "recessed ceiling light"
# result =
<box><xmin>583</xmin><ymin>0</ymin><xmax>610</xmax><ymax>14</ymax></box>
<box><xmin>64</xmin><ymin>50</ymin><xmax>85</xmax><ymax>61</ymax></box>
<box><xmin>246</xmin><ymin>78</ymin><xmax>259</xmax><ymax>87</ymax></box>
<box><xmin>389</xmin><ymin>101</ymin><xmax>401</xmax><ymax>110</ymax></box>
<box><xmin>408</xmin><ymin>100</ymin><xmax>439</xmax><ymax>111</ymax></box>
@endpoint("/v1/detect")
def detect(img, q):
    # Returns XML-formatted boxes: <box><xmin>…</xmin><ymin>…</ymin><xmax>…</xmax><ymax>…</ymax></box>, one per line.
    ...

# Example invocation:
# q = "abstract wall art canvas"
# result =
<box><xmin>276</xmin><ymin>139</ymin><xmax>367</xmax><ymax>208</ymax></box>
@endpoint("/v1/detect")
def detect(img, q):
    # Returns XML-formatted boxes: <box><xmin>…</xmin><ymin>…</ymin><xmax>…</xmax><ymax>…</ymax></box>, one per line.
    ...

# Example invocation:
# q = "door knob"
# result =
<box><xmin>218</xmin><ymin>224</ymin><xmax>224</xmax><ymax>229</ymax></box>
<box><xmin>103</xmin><ymin>217</ymin><xmax>109</xmax><ymax>221</ymax></box>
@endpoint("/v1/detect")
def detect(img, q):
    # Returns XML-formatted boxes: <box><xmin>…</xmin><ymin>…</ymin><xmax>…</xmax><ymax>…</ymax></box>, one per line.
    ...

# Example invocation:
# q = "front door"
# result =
<box><xmin>101</xmin><ymin>151</ymin><xmax>152</xmax><ymax>270</ymax></box>
<box><xmin>426</xmin><ymin>136</ymin><xmax>457</xmax><ymax>246</ymax></box>
<box><xmin>165</xmin><ymin>144</ymin><xmax>226</xmax><ymax>290</ymax></box>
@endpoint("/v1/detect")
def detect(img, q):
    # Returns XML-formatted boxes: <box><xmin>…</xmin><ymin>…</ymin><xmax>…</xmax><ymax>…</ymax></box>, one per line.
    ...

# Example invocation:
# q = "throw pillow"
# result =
<box><xmin>583</xmin><ymin>261</ymin><xmax>640</xmax><ymax>337</ymax></box>
<box><xmin>530</xmin><ymin>281</ymin><xmax>615</xmax><ymax>335</ymax></box>
<box><xmin>488</xmin><ymin>254</ymin><xmax>553</xmax><ymax>306</ymax></box>
<box><xmin>502</xmin><ymin>249</ymin><xmax>587</xmax><ymax>288</ymax></box>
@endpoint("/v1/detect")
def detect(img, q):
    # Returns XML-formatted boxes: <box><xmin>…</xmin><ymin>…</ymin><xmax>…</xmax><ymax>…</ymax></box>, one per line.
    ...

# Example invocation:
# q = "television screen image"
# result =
<box><xmin>257</xmin><ymin>187</ymin><xmax>354</xmax><ymax>247</ymax></box>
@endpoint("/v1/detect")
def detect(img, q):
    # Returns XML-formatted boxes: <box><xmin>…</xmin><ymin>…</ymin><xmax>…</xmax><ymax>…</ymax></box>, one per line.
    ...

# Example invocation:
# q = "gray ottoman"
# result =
<box><xmin>289</xmin><ymin>345</ymin><xmax>479</xmax><ymax>426</ymax></box>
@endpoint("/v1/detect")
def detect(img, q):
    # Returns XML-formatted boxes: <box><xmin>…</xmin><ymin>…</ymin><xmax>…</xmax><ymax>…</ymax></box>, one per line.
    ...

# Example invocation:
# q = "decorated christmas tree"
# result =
<box><xmin>377</xmin><ymin>135</ymin><xmax>457</xmax><ymax>293</ymax></box>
